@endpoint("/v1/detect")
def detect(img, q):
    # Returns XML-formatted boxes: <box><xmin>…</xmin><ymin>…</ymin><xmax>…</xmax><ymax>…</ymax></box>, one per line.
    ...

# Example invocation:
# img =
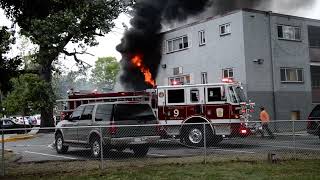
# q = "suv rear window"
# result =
<box><xmin>95</xmin><ymin>104</ymin><xmax>113</xmax><ymax>121</ymax></box>
<box><xmin>115</xmin><ymin>104</ymin><xmax>156</xmax><ymax>121</ymax></box>
<box><xmin>309</xmin><ymin>105</ymin><xmax>320</xmax><ymax>118</ymax></box>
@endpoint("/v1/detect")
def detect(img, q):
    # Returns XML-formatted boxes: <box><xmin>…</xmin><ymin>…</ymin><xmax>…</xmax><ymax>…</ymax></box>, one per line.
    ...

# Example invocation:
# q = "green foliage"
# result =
<box><xmin>0</xmin><ymin>0</ymin><xmax>132</xmax><ymax>125</ymax></box>
<box><xmin>0</xmin><ymin>0</ymin><xmax>132</xmax><ymax>56</ymax></box>
<box><xmin>91</xmin><ymin>57</ymin><xmax>120</xmax><ymax>90</ymax></box>
<box><xmin>3</xmin><ymin>74</ymin><xmax>55</xmax><ymax>115</ymax></box>
<box><xmin>0</xmin><ymin>26</ymin><xmax>22</xmax><ymax>95</ymax></box>
<box><xmin>52</xmin><ymin>70</ymin><xmax>94</xmax><ymax>99</ymax></box>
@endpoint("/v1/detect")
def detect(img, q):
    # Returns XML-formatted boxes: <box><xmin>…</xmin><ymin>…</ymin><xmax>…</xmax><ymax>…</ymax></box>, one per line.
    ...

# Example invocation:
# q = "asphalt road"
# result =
<box><xmin>2</xmin><ymin>132</ymin><xmax>319</xmax><ymax>163</ymax></box>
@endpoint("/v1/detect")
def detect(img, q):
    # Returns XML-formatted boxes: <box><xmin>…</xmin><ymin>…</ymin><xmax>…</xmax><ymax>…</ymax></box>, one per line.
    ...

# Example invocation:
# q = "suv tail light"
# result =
<box><xmin>109</xmin><ymin>122</ymin><xmax>117</xmax><ymax>135</ymax></box>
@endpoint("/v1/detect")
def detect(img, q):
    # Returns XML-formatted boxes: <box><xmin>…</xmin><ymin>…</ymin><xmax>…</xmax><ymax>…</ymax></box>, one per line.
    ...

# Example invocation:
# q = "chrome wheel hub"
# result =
<box><xmin>188</xmin><ymin>128</ymin><xmax>203</xmax><ymax>144</ymax></box>
<box><xmin>57</xmin><ymin>138</ymin><xmax>63</xmax><ymax>150</ymax></box>
<box><xmin>92</xmin><ymin>141</ymin><xmax>100</xmax><ymax>157</ymax></box>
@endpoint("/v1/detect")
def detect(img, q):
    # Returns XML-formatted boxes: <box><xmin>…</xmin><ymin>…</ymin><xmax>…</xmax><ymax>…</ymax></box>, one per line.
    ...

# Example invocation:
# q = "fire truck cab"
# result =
<box><xmin>156</xmin><ymin>82</ymin><xmax>254</xmax><ymax>146</ymax></box>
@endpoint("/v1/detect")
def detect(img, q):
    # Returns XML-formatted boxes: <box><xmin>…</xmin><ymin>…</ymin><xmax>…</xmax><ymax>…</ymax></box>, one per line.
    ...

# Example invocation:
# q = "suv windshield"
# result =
<box><xmin>235</xmin><ymin>86</ymin><xmax>247</xmax><ymax>102</ymax></box>
<box><xmin>115</xmin><ymin>104</ymin><xmax>156</xmax><ymax>121</ymax></box>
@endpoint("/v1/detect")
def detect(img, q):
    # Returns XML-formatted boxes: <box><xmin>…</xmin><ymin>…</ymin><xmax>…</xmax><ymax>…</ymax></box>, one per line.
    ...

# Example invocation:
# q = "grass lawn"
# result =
<box><xmin>5</xmin><ymin>160</ymin><xmax>320</xmax><ymax>180</ymax></box>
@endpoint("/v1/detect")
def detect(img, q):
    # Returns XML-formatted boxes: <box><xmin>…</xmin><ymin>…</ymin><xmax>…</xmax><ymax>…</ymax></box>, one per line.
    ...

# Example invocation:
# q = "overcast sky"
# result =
<box><xmin>1</xmin><ymin>3</ymin><xmax>320</xmax><ymax>71</ymax></box>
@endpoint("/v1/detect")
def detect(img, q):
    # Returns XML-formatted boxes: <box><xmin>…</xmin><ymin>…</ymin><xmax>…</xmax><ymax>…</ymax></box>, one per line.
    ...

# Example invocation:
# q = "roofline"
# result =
<box><xmin>157</xmin><ymin>83</ymin><xmax>239</xmax><ymax>89</ymax></box>
<box><xmin>242</xmin><ymin>8</ymin><xmax>320</xmax><ymax>23</ymax></box>
<box><xmin>161</xmin><ymin>8</ymin><xmax>320</xmax><ymax>35</ymax></box>
<box><xmin>161</xmin><ymin>9</ymin><xmax>242</xmax><ymax>35</ymax></box>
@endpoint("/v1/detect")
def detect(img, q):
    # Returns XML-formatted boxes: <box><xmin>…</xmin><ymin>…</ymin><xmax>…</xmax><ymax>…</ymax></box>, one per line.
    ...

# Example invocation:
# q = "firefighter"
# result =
<box><xmin>258</xmin><ymin>107</ymin><xmax>275</xmax><ymax>139</ymax></box>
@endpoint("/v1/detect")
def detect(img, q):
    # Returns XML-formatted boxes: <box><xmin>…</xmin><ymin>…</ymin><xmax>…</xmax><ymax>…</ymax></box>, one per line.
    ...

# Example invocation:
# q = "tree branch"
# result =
<box><xmin>62</xmin><ymin>48</ymin><xmax>93</xmax><ymax>68</ymax></box>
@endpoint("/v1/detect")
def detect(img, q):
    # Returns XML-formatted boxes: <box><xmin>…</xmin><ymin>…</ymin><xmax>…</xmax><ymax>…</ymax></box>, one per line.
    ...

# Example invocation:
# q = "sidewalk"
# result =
<box><xmin>0</xmin><ymin>127</ymin><xmax>39</xmax><ymax>143</ymax></box>
<box><xmin>274</xmin><ymin>131</ymin><xmax>309</xmax><ymax>136</ymax></box>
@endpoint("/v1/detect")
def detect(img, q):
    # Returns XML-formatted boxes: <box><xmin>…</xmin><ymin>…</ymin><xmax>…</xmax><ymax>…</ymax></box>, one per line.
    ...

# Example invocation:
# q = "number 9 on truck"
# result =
<box><xmin>173</xmin><ymin>109</ymin><xmax>179</xmax><ymax>117</ymax></box>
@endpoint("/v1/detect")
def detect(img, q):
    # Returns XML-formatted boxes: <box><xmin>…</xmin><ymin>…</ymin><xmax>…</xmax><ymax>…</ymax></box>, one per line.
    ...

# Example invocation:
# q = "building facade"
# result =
<box><xmin>157</xmin><ymin>9</ymin><xmax>320</xmax><ymax>121</ymax></box>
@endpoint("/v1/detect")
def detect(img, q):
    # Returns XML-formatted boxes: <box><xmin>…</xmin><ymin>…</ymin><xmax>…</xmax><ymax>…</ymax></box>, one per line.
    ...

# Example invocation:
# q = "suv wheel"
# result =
<box><xmin>90</xmin><ymin>136</ymin><xmax>101</xmax><ymax>158</ymax></box>
<box><xmin>132</xmin><ymin>145</ymin><xmax>149</xmax><ymax>157</ymax></box>
<box><xmin>55</xmin><ymin>133</ymin><xmax>68</xmax><ymax>154</ymax></box>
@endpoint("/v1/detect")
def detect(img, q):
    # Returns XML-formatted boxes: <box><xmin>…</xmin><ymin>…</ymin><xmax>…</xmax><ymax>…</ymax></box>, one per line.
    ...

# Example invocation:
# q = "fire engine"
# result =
<box><xmin>56</xmin><ymin>79</ymin><xmax>255</xmax><ymax>147</ymax></box>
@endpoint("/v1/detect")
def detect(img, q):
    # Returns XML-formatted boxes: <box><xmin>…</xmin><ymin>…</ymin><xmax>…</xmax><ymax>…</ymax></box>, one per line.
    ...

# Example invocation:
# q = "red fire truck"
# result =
<box><xmin>56</xmin><ymin>80</ymin><xmax>255</xmax><ymax>147</ymax></box>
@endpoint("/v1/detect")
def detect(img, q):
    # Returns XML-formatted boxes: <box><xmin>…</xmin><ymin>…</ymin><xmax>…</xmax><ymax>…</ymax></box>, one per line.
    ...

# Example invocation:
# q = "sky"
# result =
<box><xmin>1</xmin><ymin>2</ymin><xmax>320</xmax><ymax>71</ymax></box>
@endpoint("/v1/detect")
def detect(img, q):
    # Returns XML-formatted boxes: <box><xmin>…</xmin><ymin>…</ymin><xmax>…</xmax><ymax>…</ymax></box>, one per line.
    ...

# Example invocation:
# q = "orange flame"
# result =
<box><xmin>131</xmin><ymin>54</ymin><xmax>155</xmax><ymax>87</ymax></box>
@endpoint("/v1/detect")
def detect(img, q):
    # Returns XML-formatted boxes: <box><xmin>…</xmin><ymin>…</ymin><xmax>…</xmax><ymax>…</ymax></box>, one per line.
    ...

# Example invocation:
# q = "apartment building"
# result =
<box><xmin>157</xmin><ymin>9</ymin><xmax>320</xmax><ymax>120</ymax></box>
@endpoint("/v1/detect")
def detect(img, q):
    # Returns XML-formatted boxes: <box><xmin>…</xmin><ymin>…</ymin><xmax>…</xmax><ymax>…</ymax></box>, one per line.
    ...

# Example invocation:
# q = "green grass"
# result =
<box><xmin>6</xmin><ymin>160</ymin><xmax>320</xmax><ymax>180</ymax></box>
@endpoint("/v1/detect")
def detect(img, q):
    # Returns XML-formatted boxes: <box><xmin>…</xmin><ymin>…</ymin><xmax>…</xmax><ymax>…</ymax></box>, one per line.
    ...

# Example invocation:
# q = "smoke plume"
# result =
<box><xmin>116</xmin><ymin>0</ymin><xmax>316</xmax><ymax>90</ymax></box>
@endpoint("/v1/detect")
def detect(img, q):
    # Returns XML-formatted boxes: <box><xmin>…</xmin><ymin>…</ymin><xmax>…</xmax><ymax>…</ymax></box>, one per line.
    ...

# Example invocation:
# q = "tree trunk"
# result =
<box><xmin>38</xmin><ymin>49</ymin><xmax>55</xmax><ymax>128</ymax></box>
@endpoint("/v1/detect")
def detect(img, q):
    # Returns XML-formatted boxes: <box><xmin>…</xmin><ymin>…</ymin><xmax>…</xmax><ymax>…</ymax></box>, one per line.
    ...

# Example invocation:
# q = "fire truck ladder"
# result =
<box><xmin>55</xmin><ymin>95</ymin><xmax>151</xmax><ymax>113</ymax></box>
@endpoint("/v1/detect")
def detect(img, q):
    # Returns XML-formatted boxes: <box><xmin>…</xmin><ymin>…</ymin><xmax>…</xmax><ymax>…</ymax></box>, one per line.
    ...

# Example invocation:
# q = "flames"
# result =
<box><xmin>131</xmin><ymin>54</ymin><xmax>156</xmax><ymax>87</ymax></box>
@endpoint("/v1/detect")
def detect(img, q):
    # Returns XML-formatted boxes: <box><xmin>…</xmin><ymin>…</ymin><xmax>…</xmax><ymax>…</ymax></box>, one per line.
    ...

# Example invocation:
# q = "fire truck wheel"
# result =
<box><xmin>183</xmin><ymin>125</ymin><xmax>205</xmax><ymax>147</ymax></box>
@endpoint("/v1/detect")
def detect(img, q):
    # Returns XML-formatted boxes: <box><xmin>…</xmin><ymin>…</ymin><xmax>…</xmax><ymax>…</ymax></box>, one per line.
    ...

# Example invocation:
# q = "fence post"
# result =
<box><xmin>100</xmin><ymin>127</ymin><xmax>104</xmax><ymax>170</ymax></box>
<box><xmin>203</xmin><ymin>123</ymin><xmax>207</xmax><ymax>164</ymax></box>
<box><xmin>1</xmin><ymin>127</ymin><xmax>4</xmax><ymax>177</ymax></box>
<box><xmin>292</xmin><ymin>120</ymin><xmax>297</xmax><ymax>160</ymax></box>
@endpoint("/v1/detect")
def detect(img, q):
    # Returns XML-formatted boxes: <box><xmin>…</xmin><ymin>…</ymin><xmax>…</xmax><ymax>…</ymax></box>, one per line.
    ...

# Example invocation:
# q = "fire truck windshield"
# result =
<box><xmin>235</xmin><ymin>86</ymin><xmax>247</xmax><ymax>102</ymax></box>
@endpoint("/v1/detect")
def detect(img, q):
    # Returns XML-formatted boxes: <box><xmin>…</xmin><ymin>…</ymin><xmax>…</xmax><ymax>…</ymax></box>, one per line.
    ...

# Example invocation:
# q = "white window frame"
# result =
<box><xmin>168</xmin><ymin>75</ymin><xmax>191</xmax><ymax>86</ymax></box>
<box><xmin>222</xmin><ymin>68</ymin><xmax>234</xmax><ymax>79</ymax></box>
<box><xmin>201</xmin><ymin>72</ymin><xmax>208</xmax><ymax>84</ymax></box>
<box><xmin>277</xmin><ymin>25</ymin><xmax>301</xmax><ymax>41</ymax></box>
<box><xmin>219</xmin><ymin>23</ymin><xmax>231</xmax><ymax>36</ymax></box>
<box><xmin>280</xmin><ymin>68</ymin><xmax>304</xmax><ymax>83</ymax></box>
<box><xmin>173</xmin><ymin>67</ymin><xmax>183</xmax><ymax>76</ymax></box>
<box><xmin>166</xmin><ymin>35</ymin><xmax>189</xmax><ymax>53</ymax></box>
<box><xmin>198</xmin><ymin>30</ymin><xmax>206</xmax><ymax>46</ymax></box>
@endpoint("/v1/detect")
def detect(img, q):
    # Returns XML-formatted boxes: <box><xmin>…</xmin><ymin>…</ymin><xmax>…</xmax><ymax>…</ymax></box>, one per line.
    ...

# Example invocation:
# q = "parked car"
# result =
<box><xmin>30</xmin><ymin>114</ymin><xmax>41</xmax><ymax>126</ymax></box>
<box><xmin>55</xmin><ymin>102</ymin><xmax>160</xmax><ymax>158</ymax></box>
<box><xmin>0</xmin><ymin>118</ymin><xmax>31</xmax><ymax>134</ymax></box>
<box><xmin>307</xmin><ymin>104</ymin><xmax>320</xmax><ymax>139</ymax></box>
<box><xmin>10</xmin><ymin>116</ymin><xmax>30</xmax><ymax>126</ymax></box>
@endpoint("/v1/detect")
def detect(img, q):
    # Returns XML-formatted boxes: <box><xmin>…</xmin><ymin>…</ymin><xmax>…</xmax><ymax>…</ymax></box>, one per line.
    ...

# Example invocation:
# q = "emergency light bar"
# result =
<box><xmin>222</xmin><ymin>78</ymin><xmax>233</xmax><ymax>83</ymax></box>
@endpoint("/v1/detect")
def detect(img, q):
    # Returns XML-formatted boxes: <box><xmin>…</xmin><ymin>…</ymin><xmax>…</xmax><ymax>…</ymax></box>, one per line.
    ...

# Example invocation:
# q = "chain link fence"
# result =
<box><xmin>1</xmin><ymin>120</ymin><xmax>320</xmax><ymax>177</ymax></box>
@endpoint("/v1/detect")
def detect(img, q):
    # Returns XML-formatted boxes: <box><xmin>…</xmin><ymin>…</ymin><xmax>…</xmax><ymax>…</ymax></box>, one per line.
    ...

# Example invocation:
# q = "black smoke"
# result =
<box><xmin>117</xmin><ymin>0</ymin><xmax>316</xmax><ymax>90</ymax></box>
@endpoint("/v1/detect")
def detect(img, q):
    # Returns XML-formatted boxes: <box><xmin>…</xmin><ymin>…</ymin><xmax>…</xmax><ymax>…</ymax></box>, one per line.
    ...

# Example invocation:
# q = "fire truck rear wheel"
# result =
<box><xmin>182</xmin><ymin>125</ymin><xmax>203</xmax><ymax>147</ymax></box>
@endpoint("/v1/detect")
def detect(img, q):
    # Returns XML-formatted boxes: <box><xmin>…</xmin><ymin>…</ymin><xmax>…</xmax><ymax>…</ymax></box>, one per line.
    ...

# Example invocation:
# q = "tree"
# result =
<box><xmin>0</xmin><ymin>26</ymin><xmax>22</xmax><ymax>101</ymax></box>
<box><xmin>91</xmin><ymin>57</ymin><xmax>120</xmax><ymax>91</ymax></box>
<box><xmin>0</xmin><ymin>0</ymin><xmax>132</xmax><ymax>127</ymax></box>
<box><xmin>3</xmin><ymin>74</ymin><xmax>55</xmax><ymax>116</ymax></box>
<box><xmin>53</xmin><ymin>70</ymin><xmax>94</xmax><ymax>99</ymax></box>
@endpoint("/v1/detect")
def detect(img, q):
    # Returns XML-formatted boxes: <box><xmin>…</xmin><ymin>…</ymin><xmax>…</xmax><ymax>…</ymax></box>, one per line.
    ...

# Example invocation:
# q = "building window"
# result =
<box><xmin>220</xmin><ymin>23</ymin><xmax>231</xmax><ymax>36</ymax></box>
<box><xmin>222</xmin><ymin>68</ymin><xmax>234</xmax><ymax>79</ymax></box>
<box><xmin>201</xmin><ymin>72</ymin><xmax>208</xmax><ymax>84</ymax></box>
<box><xmin>280</xmin><ymin>68</ymin><xmax>304</xmax><ymax>83</ymax></box>
<box><xmin>199</xmin><ymin>30</ymin><xmax>206</xmax><ymax>46</ymax></box>
<box><xmin>173</xmin><ymin>67</ymin><xmax>183</xmax><ymax>76</ymax></box>
<box><xmin>166</xmin><ymin>35</ymin><xmax>189</xmax><ymax>53</ymax></box>
<box><xmin>277</xmin><ymin>25</ymin><xmax>301</xmax><ymax>41</ymax></box>
<box><xmin>169</xmin><ymin>75</ymin><xmax>191</xmax><ymax>85</ymax></box>
<box><xmin>308</xmin><ymin>26</ymin><xmax>320</xmax><ymax>48</ymax></box>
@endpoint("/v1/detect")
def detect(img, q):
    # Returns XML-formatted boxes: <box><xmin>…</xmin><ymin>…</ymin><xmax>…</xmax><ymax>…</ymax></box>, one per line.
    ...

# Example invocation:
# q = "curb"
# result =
<box><xmin>0</xmin><ymin>134</ymin><xmax>36</xmax><ymax>143</ymax></box>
